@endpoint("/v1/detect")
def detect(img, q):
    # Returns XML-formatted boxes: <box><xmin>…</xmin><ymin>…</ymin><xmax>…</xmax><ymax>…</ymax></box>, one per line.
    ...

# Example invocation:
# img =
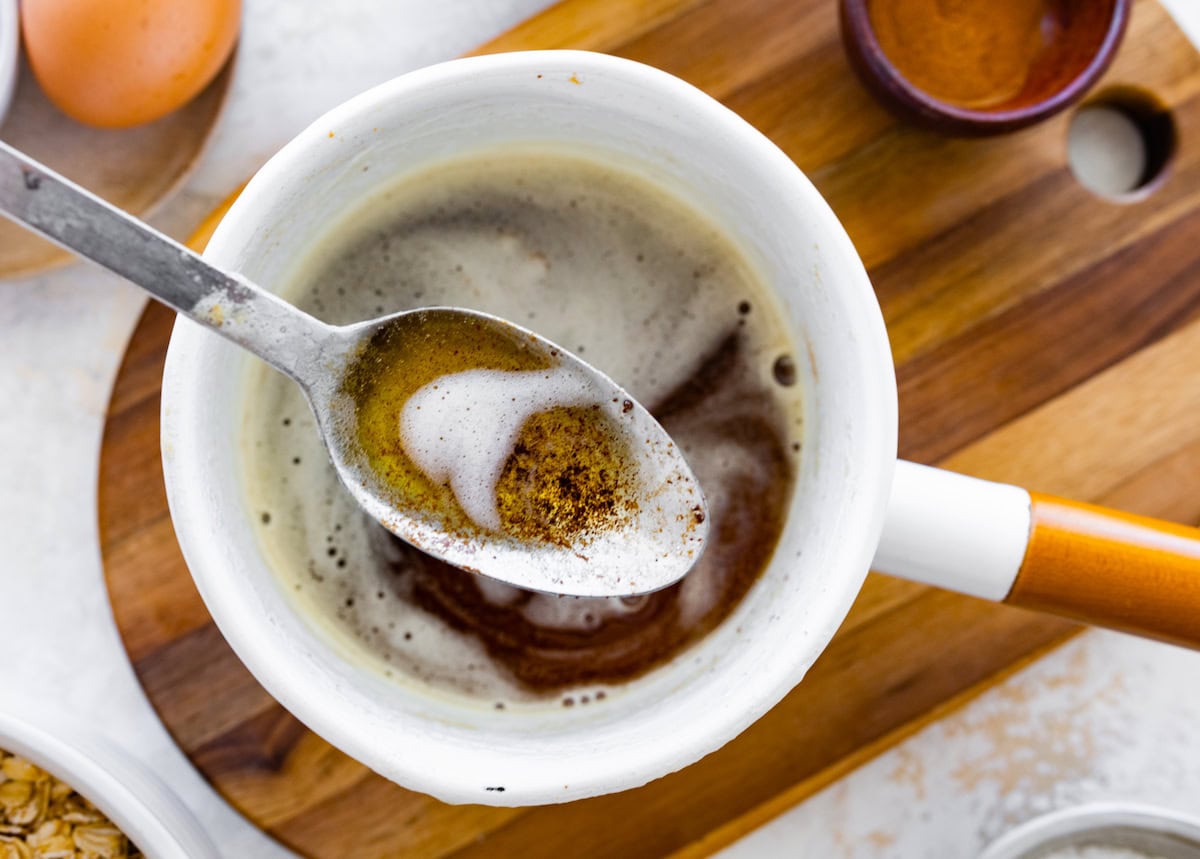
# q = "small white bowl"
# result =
<box><xmin>0</xmin><ymin>710</ymin><xmax>218</xmax><ymax>858</ymax></box>
<box><xmin>981</xmin><ymin>803</ymin><xmax>1200</xmax><ymax>859</ymax></box>
<box><xmin>0</xmin><ymin>0</ymin><xmax>17</xmax><ymax>124</ymax></box>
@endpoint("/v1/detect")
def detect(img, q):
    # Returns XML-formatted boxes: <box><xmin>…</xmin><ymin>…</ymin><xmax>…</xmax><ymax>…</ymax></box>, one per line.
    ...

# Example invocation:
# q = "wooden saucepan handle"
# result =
<box><xmin>1005</xmin><ymin>493</ymin><xmax>1200</xmax><ymax>649</ymax></box>
<box><xmin>873</xmin><ymin>462</ymin><xmax>1200</xmax><ymax>650</ymax></box>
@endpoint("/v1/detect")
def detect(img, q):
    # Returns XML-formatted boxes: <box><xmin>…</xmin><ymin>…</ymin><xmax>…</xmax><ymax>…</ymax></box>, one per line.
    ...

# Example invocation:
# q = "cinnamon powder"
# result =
<box><xmin>869</xmin><ymin>0</ymin><xmax>1053</xmax><ymax>109</ymax></box>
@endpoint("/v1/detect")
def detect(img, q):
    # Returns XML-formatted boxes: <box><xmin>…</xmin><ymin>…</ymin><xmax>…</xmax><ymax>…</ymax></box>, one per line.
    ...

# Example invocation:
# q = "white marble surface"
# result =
<box><xmin>2</xmin><ymin>1</ymin><xmax>1199</xmax><ymax>857</ymax></box>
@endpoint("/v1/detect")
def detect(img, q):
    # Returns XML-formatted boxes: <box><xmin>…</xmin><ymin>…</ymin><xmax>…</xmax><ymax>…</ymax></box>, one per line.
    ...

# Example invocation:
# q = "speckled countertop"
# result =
<box><xmin>2</xmin><ymin>2</ymin><xmax>1199</xmax><ymax>857</ymax></box>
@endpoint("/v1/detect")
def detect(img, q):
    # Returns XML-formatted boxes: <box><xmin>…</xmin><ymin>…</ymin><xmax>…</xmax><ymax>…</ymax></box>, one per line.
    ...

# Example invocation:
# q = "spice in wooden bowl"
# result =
<box><xmin>841</xmin><ymin>0</ymin><xmax>1131</xmax><ymax>135</ymax></box>
<box><xmin>869</xmin><ymin>0</ymin><xmax>1051</xmax><ymax>110</ymax></box>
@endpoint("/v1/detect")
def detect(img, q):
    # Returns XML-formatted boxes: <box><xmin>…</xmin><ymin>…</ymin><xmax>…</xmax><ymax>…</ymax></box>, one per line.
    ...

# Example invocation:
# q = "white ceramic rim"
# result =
<box><xmin>980</xmin><ymin>802</ymin><xmax>1200</xmax><ymax>858</ymax></box>
<box><xmin>162</xmin><ymin>50</ymin><xmax>898</xmax><ymax>804</ymax></box>
<box><xmin>0</xmin><ymin>0</ymin><xmax>18</xmax><ymax>124</ymax></box>
<box><xmin>0</xmin><ymin>710</ymin><xmax>218</xmax><ymax>859</ymax></box>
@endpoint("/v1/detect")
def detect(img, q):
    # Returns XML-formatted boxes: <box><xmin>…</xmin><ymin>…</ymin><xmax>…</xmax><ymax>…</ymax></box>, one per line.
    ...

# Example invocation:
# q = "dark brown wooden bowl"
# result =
<box><xmin>840</xmin><ymin>0</ymin><xmax>1131</xmax><ymax>136</ymax></box>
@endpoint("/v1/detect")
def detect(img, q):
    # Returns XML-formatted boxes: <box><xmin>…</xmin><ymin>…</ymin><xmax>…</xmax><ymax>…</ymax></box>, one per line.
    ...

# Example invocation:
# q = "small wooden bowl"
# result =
<box><xmin>840</xmin><ymin>0</ymin><xmax>1131</xmax><ymax>136</ymax></box>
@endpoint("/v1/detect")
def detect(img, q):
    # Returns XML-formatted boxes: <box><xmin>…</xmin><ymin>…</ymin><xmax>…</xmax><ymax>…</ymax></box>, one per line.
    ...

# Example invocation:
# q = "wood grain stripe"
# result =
<box><xmin>105</xmin><ymin>516</ymin><xmax>211</xmax><ymax>662</ymax></box>
<box><xmin>614</xmin><ymin>0</ymin><xmax>836</xmax><ymax>101</ymax></box>
<box><xmin>192</xmin><ymin>709</ymin><xmax>371</xmax><ymax>828</ymax></box>
<box><xmin>279</xmin><ymin>775</ymin><xmax>519</xmax><ymax>859</ymax></box>
<box><xmin>877</xmin><ymin>133</ymin><xmax>1200</xmax><ymax>366</ymax></box>
<box><xmin>725</xmin><ymin>40</ymin><xmax>897</xmax><ymax>173</ymax></box>
<box><xmin>134</xmin><ymin>624</ymin><xmax>278</xmax><ymax>749</ymax></box>
<box><xmin>471</xmin><ymin>0</ymin><xmax>705</xmax><ymax>56</ymax></box>
<box><xmin>898</xmin><ymin>202</ymin><xmax>1200</xmax><ymax>463</ymax></box>
<box><xmin>945</xmin><ymin>315</ymin><xmax>1200</xmax><ymax>498</ymax></box>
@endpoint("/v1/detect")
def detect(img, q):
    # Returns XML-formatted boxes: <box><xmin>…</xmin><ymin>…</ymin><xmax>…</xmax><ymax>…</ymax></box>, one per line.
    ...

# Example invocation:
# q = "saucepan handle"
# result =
<box><xmin>873</xmin><ymin>461</ymin><xmax>1200</xmax><ymax>649</ymax></box>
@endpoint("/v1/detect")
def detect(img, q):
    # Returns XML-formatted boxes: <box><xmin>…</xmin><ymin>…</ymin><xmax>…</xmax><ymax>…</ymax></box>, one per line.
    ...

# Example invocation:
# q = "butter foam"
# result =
<box><xmin>399</xmin><ymin>366</ymin><xmax>603</xmax><ymax>530</ymax></box>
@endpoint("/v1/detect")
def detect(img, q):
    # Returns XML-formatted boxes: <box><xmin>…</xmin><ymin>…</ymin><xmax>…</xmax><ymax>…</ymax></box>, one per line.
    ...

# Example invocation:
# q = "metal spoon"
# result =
<box><xmin>0</xmin><ymin>141</ymin><xmax>709</xmax><ymax>598</ymax></box>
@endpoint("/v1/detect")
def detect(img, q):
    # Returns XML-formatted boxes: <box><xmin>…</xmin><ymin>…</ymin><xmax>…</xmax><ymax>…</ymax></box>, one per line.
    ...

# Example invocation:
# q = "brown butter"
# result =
<box><xmin>342</xmin><ymin>308</ymin><xmax>637</xmax><ymax>546</ymax></box>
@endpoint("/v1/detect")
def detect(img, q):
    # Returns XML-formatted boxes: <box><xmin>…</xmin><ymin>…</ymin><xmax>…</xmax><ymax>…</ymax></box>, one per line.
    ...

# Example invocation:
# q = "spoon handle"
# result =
<box><xmin>0</xmin><ymin>140</ymin><xmax>332</xmax><ymax>386</ymax></box>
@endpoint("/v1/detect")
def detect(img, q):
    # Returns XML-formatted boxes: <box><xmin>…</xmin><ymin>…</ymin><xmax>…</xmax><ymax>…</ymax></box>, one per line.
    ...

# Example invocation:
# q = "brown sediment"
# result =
<box><xmin>382</xmin><ymin>329</ymin><xmax>793</xmax><ymax>691</ymax></box>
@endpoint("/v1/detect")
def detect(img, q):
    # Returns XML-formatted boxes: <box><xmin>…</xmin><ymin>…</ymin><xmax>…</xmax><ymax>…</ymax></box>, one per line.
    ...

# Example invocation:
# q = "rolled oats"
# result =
<box><xmin>0</xmin><ymin>750</ymin><xmax>140</xmax><ymax>858</ymax></box>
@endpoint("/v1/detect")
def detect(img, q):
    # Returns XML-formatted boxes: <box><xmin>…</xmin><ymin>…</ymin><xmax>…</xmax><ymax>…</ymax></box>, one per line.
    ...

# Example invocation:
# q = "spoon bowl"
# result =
<box><xmin>305</xmin><ymin>306</ymin><xmax>709</xmax><ymax>596</ymax></box>
<box><xmin>0</xmin><ymin>140</ymin><xmax>708</xmax><ymax>597</ymax></box>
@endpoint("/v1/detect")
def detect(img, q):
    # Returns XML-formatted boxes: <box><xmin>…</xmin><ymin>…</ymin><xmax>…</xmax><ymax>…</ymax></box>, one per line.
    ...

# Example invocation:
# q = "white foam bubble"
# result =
<box><xmin>399</xmin><ymin>366</ymin><xmax>606</xmax><ymax>530</ymax></box>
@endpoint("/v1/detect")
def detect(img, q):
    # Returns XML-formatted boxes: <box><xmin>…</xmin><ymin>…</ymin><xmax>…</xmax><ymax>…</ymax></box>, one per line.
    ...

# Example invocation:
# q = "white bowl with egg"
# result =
<box><xmin>0</xmin><ymin>709</ymin><xmax>218</xmax><ymax>858</ymax></box>
<box><xmin>0</xmin><ymin>0</ymin><xmax>18</xmax><ymax>125</ymax></box>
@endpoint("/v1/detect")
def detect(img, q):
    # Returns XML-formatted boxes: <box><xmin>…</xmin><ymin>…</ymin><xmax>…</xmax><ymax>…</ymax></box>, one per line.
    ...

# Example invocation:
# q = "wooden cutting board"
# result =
<box><xmin>97</xmin><ymin>1</ymin><xmax>1200</xmax><ymax>856</ymax></box>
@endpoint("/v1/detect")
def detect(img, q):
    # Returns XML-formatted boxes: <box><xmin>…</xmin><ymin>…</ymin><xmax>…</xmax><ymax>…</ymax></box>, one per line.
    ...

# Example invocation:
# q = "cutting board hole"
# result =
<box><xmin>1067</xmin><ymin>88</ymin><xmax>1176</xmax><ymax>201</ymax></box>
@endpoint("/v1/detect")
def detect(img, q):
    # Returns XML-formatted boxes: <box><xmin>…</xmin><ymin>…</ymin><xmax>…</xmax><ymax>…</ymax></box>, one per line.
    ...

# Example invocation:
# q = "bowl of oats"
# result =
<box><xmin>0</xmin><ymin>710</ymin><xmax>217</xmax><ymax>858</ymax></box>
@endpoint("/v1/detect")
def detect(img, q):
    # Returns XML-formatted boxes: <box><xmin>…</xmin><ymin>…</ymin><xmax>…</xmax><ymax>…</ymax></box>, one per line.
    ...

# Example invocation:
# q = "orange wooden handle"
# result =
<box><xmin>1005</xmin><ymin>493</ymin><xmax>1200</xmax><ymax>648</ymax></box>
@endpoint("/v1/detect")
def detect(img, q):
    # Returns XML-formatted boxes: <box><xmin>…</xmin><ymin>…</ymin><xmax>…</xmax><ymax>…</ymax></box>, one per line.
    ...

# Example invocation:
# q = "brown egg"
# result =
<box><xmin>21</xmin><ymin>0</ymin><xmax>240</xmax><ymax>128</ymax></box>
